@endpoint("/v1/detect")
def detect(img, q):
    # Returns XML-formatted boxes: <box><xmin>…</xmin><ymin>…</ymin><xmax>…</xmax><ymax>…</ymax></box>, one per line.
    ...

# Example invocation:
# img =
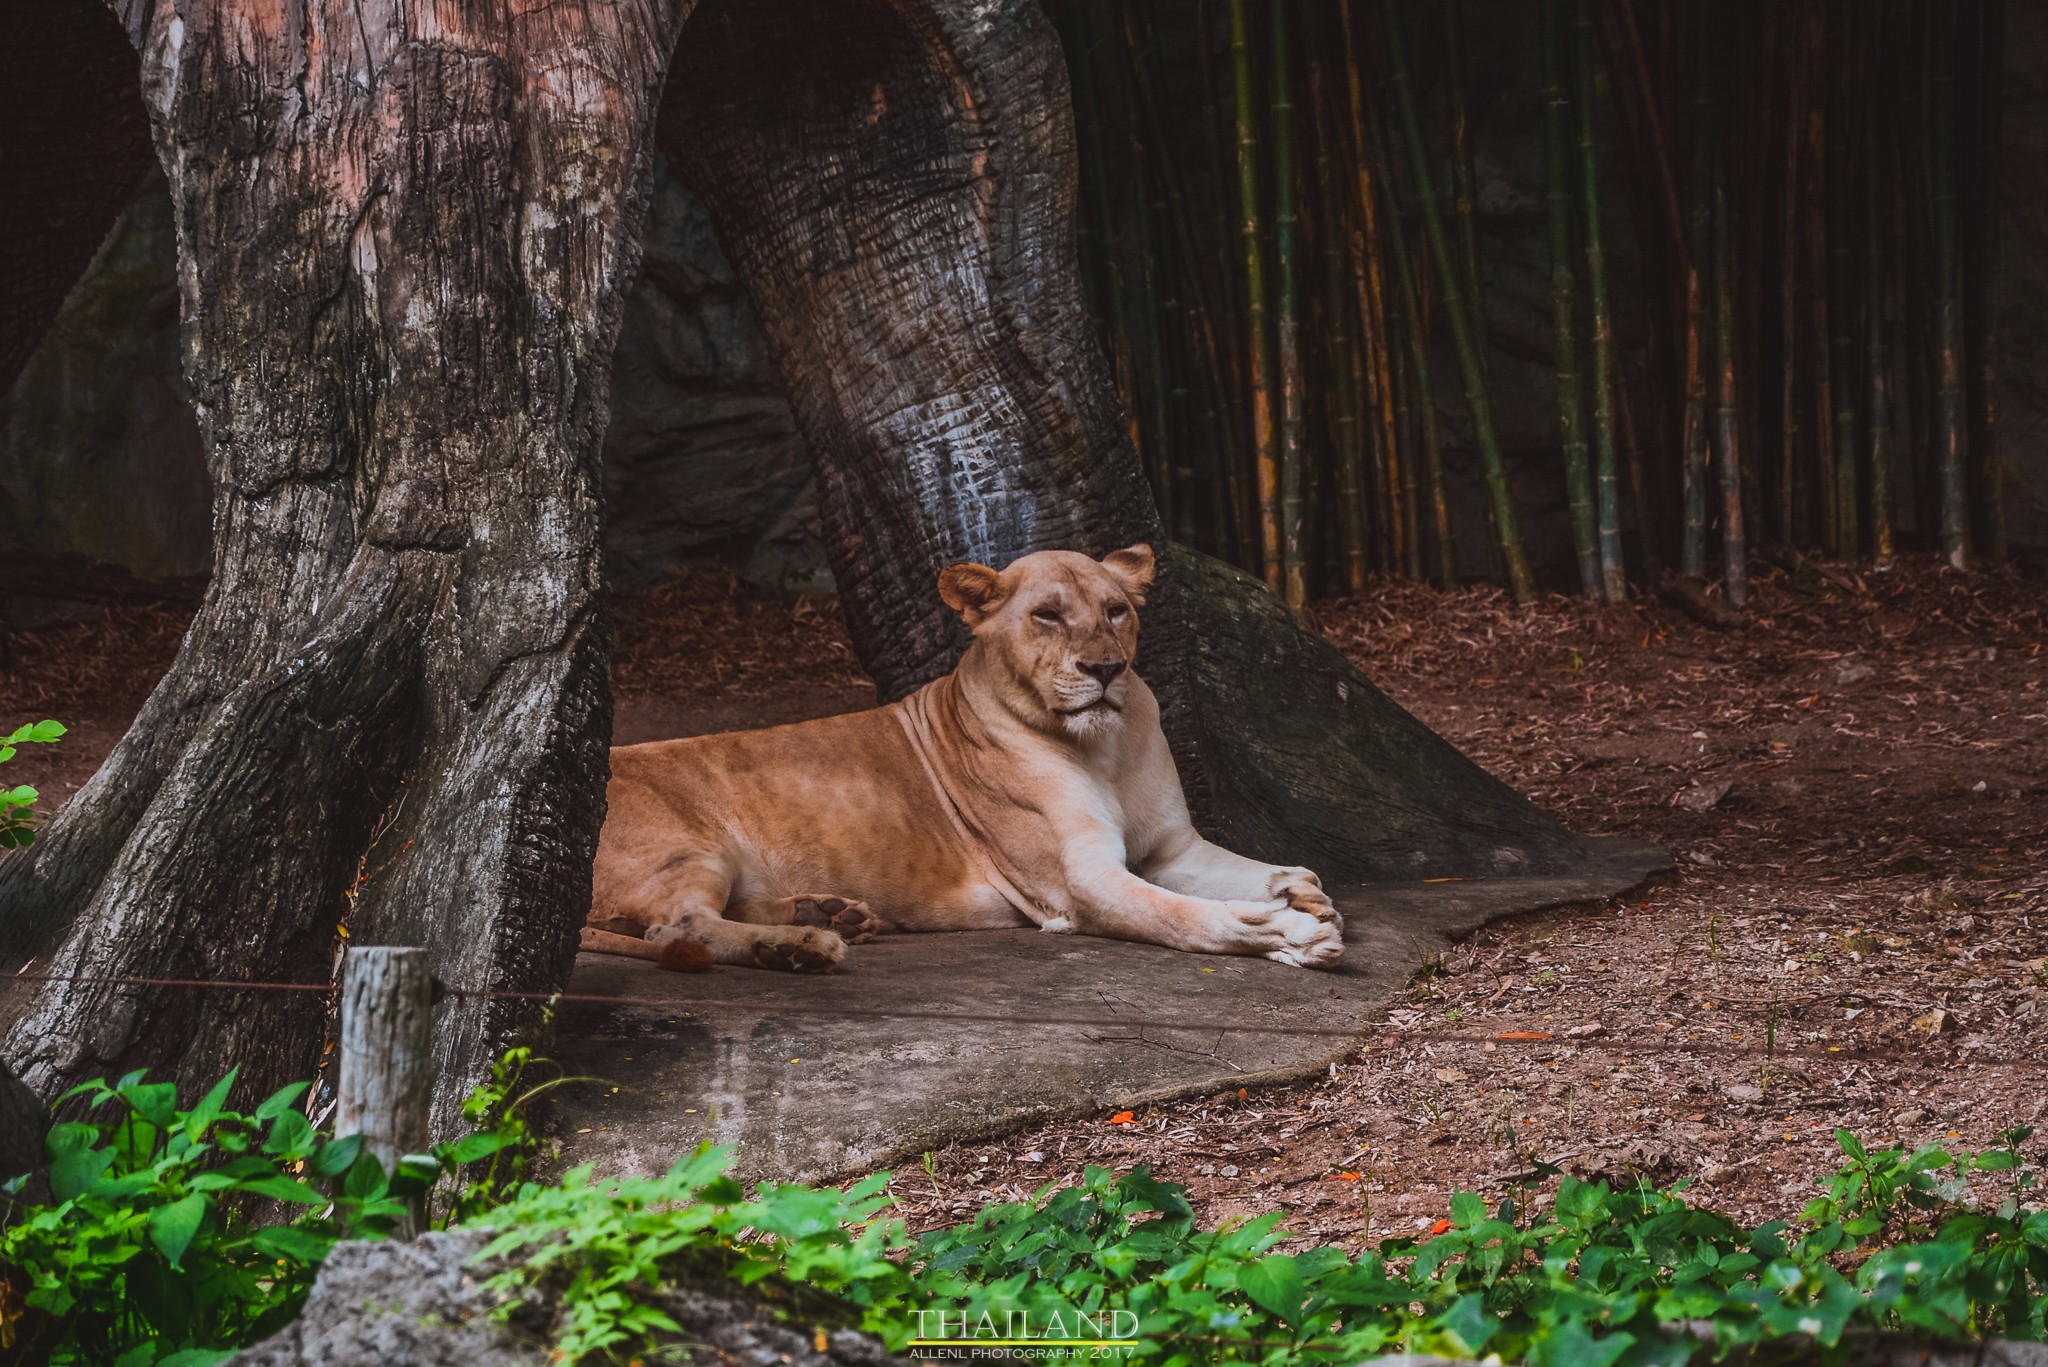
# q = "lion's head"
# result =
<box><xmin>937</xmin><ymin>545</ymin><xmax>1156</xmax><ymax>738</ymax></box>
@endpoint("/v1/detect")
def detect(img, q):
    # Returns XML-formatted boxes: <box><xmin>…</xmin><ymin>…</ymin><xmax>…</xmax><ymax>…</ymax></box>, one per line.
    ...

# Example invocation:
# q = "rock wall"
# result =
<box><xmin>0</xmin><ymin>158</ymin><xmax>830</xmax><ymax>596</ymax></box>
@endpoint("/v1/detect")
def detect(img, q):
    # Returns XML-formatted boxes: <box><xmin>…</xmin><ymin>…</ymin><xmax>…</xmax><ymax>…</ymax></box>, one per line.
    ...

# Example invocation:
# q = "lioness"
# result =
<box><xmin>582</xmin><ymin>545</ymin><xmax>1345</xmax><ymax>973</ymax></box>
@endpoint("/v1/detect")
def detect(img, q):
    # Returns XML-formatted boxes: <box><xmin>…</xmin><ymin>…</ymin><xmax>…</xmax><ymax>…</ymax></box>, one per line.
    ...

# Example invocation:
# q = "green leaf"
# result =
<box><xmin>1528</xmin><ymin>1317</ymin><xmax>1633</xmax><ymax>1367</ymax></box>
<box><xmin>1436</xmin><ymin>1292</ymin><xmax>1496</xmax><ymax>1354</ymax></box>
<box><xmin>311</xmin><ymin>1132</ymin><xmax>363</xmax><ymax>1178</ymax></box>
<box><xmin>235</xmin><ymin>1174</ymin><xmax>327</xmax><ymax>1205</ymax></box>
<box><xmin>119</xmin><ymin>1079</ymin><xmax>179</xmax><ymax>1128</ymax></box>
<box><xmin>27</xmin><ymin>720</ymin><xmax>67</xmax><ymax>743</ymax></box>
<box><xmin>1450</xmin><ymin>1190</ymin><xmax>1488</xmax><ymax>1229</ymax></box>
<box><xmin>254</xmin><ymin>1081</ymin><xmax>312</xmax><ymax>1122</ymax></box>
<box><xmin>1973</xmin><ymin>1151</ymin><xmax>2019</xmax><ymax>1171</ymax></box>
<box><xmin>48</xmin><ymin>1144</ymin><xmax>115</xmax><ymax>1201</ymax></box>
<box><xmin>149</xmin><ymin>1192</ymin><xmax>209</xmax><ymax>1268</ymax></box>
<box><xmin>157</xmin><ymin>1351</ymin><xmax>233</xmax><ymax>1367</ymax></box>
<box><xmin>1236</xmin><ymin>1253</ymin><xmax>1307</xmax><ymax>1326</ymax></box>
<box><xmin>450</xmin><ymin>1130</ymin><xmax>516</xmax><ymax>1165</ymax></box>
<box><xmin>184</xmin><ymin>1068</ymin><xmax>239</xmax><ymax>1139</ymax></box>
<box><xmin>264</xmin><ymin>1108</ymin><xmax>315</xmax><ymax>1160</ymax></box>
<box><xmin>251</xmin><ymin>1224</ymin><xmax>334</xmax><ymax>1265</ymax></box>
<box><xmin>344</xmin><ymin>1151</ymin><xmax>388</xmax><ymax>1202</ymax></box>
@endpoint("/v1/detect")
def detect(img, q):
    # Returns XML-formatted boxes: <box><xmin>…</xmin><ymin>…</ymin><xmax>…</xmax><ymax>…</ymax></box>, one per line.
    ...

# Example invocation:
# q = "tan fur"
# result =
<box><xmin>585</xmin><ymin>545</ymin><xmax>1345</xmax><ymax>972</ymax></box>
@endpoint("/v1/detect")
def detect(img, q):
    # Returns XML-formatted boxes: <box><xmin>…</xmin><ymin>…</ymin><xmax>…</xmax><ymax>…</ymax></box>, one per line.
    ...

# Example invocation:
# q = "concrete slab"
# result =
<box><xmin>548</xmin><ymin>836</ymin><xmax>1668</xmax><ymax>1183</ymax></box>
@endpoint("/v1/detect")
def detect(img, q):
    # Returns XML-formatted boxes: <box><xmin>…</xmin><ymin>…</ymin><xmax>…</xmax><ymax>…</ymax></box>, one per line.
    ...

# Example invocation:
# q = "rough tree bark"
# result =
<box><xmin>0</xmin><ymin>0</ymin><xmax>689</xmax><ymax>1130</ymax></box>
<box><xmin>663</xmin><ymin>0</ymin><xmax>1586</xmax><ymax>884</ymax></box>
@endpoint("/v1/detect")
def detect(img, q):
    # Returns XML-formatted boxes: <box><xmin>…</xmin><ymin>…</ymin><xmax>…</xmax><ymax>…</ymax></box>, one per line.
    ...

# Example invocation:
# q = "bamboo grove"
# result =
<box><xmin>1047</xmin><ymin>0</ymin><xmax>2009</xmax><ymax>609</ymax></box>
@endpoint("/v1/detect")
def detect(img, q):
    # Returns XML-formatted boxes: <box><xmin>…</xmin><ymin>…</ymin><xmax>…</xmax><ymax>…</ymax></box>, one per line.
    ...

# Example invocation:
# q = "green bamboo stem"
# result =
<box><xmin>1383</xmin><ymin>0</ymin><xmax>1535</xmax><ymax>603</ymax></box>
<box><xmin>1272</xmin><ymin>0</ymin><xmax>1306</xmax><ymax>612</ymax></box>
<box><xmin>1680</xmin><ymin>0</ymin><xmax>1713</xmax><ymax>579</ymax></box>
<box><xmin>1230</xmin><ymin>0</ymin><xmax>1282</xmax><ymax>589</ymax></box>
<box><xmin>1574</xmin><ymin>0</ymin><xmax>1624</xmax><ymax>601</ymax></box>
<box><xmin>1543</xmin><ymin>0</ymin><xmax>1598</xmax><ymax>597</ymax></box>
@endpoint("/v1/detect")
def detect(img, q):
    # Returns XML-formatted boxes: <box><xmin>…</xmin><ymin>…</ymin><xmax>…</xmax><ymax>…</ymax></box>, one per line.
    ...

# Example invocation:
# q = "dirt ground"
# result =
<box><xmin>5</xmin><ymin>555</ymin><xmax>2044</xmax><ymax>1244</ymax></box>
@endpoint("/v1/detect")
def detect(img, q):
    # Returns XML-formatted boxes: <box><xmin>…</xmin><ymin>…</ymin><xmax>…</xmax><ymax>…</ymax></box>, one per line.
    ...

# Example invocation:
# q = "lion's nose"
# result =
<box><xmin>1079</xmin><ymin>659</ymin><xmax>1126</xmax><ymax>684</ymax></box>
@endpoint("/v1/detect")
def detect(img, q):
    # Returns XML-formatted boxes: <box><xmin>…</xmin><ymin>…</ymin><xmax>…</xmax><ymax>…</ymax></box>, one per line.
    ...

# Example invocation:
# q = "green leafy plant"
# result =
<box><xmin>440</xmin><ymin>1040</ymin><xmax>567</xmax><ymax>1224</ymax></box>
<box><xmin>463</xmin><ymin>1130</ymin><xmax>2045</xmax><ymax>1367</ymax></box>
<box><xmin>0</xmin><ymin>1069</ymin><xmax>424</xmax><ymax>1366</ymax></box>
<box><xmin>0</xmin><ymin>1048</ymin><xmax>560</xmax><ymax>1366</ymax></box>
<box><xmin>0</xmin><ymin>719</ymin><xmax>66</xmax><ymax>850</ymax></box>
<box><xmin>472</xmin><ymin>1149</ymin><xmax>914</xmax><ymax>1363</ymax></box>
<box><xmin>5</xmin><ymin>1051</ymin><xmax>2039</xmax><ymax>1367</ymax></box>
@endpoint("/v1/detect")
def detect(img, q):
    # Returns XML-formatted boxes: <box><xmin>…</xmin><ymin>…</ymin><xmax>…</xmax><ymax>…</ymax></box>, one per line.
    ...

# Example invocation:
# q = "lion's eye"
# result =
<box><xmin>1107</xmin><ymin>602</ymin><xmax>1128</xmax><ymax>620</ymax></box>
<box><xmin>1032</xmin><ymin>608</ymin><xmax>1063</xmax><ymax>626</ymax></box>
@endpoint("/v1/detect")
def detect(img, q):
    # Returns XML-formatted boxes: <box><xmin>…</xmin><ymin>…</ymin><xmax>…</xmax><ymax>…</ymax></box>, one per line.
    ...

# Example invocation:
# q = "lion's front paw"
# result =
<box><xmin>1268</xmin><ymin>867</ymin><xmax>1338</xmax><ymax>923</ymax></box>
<box><xmin>753</xmin><ymin>926</ymin><xmax>847</xmax><ymax>972</ymax></box>
<box><xmin>1280</xmin><ymin>879</ymin><xmax>1339</xmax><ymax>925</ymax></box>
<box><xmin>1261</xmin><ymin>907</ymin><xmax>1346</xmax><ymax>969</ymax></box>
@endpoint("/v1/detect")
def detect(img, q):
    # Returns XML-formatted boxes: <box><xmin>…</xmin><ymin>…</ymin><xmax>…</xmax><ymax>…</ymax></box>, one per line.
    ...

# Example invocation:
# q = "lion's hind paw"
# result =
<box><xmin>792</xmin><ymin>895</ymin><xmax>879</xmax><ymax>943</ymax></box>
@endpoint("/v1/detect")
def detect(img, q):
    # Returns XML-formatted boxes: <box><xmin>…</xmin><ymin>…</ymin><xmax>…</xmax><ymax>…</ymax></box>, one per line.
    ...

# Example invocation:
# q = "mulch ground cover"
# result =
<box><xmin>7</xmin><ymin>553</ymin><xmax>2044</xmax><ymax>1245</ymax></box>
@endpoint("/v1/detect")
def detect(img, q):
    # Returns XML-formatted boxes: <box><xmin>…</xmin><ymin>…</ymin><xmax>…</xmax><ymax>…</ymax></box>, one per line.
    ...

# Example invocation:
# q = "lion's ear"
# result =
<box><xmin>1102</xmin><ymin>544</ymin><xmax>1156</xmax><ymax>605</ymax></box>
<box><xmin>937</xmin><ymin>561</ymin><xmax>1006</xmax><ymax>625</ymax></box>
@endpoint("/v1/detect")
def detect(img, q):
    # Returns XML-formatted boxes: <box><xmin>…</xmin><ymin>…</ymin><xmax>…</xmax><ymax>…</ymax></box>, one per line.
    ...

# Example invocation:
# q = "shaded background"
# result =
<box><xmin>4</xmin><ymin>0</ymin><xmax>2043</xmax><ymax>628</ymax></box>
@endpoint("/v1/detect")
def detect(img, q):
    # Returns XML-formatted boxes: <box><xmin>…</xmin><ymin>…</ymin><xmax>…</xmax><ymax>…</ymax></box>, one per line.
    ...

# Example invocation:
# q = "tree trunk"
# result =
<box><xmin>662</xmin><ymin>0</ymin><xmax>1585</xmax><ymax>883</ymax></box>
<box><xmin>0</xmin><ymin>0</ymin><xmax>688</xmax><ymax>1132</ymax></box>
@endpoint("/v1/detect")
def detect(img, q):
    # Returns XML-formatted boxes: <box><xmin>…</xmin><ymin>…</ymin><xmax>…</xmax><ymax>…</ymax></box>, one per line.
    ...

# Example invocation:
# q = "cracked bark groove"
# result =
<box><xmin>662</xmin><ymin>0</ymin><xmax>1585</xmax><ymax>886</ymax></box>
<box><xmin>0</xmin><ymin>0</ymin><xmax>691</xmax><ymax>1129</ymax></box>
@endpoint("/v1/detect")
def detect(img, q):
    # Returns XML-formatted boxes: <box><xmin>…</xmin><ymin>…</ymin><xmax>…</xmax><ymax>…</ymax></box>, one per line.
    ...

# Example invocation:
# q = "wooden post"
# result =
<box><xmin>335</xmin><ymin>947</ymin><xmax>433</xmax><ymax>1215</ymax></box>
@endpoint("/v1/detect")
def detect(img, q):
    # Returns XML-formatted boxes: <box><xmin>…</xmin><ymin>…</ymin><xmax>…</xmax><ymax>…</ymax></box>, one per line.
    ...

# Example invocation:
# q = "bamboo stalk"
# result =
<box><xmin>1444</xmin><ymin>0</ymin><xmax>1486</xmax><ymax>378</ymax></box>
<box><xmin>1575</xmin><ymin>0</ymin><xmax>1624</xmax><ymax>601</ymax></box>
<box><xmin>1309</xmin><ymin>38</ymin><xmax>1370</xmax><ymax>593</ymax></box>
<box><xmin>1197</xmin><ymin>0</ymin><xmax>1258</xmax><ymax>563</ymax></box>
<box><xmin>1807</xmin><ymin>6</ymin><xmax>1838</xmax><ymax>557</ymax></box>
<box><xmin>1929</xmin><ymin>0</ymin><xmax>1968</xmax><ymax>568</ymax></box>
<box><xmin>1361</xmin><ymin>74</ymin><xmax>1454</xmax><ymax>588</ymax></box>
<box><xmin>1828</xmin><ymin>0</ymin><xmax>1861</xmax><ymax>559</ymax></box>
<box><xmin>1713</xmin><ymin>170</ymin><xmax>1749</xmax><ymax>608</ymax></box>
<box><xmin>1124</xmin><ymin>2</ymin><xmax>1230</xmax><ymax>551</ymax></box>
<box><xmin>1543</xmin><ymin>0</ymin><xmax>1598</xmax><ymax>597</ymax></box>
<box><xmin>1865</xmin><ymin>35</ymin><xmax>1896</xmax><ymax>568</ymax></box>
<box><xmin>1778</xmin><ymin>12</ymin><xmax>1803</xmax><ymax>550</ymax></box>
<box><xmin>1336</xmin><ymin>0</ymin><xmax>1413</xmax><ymax>580</ymax></box>
<box><xmin>1272</xmin><ymin>0</ymin><xmax>1307</xmax><ymax>612</ymax></box>
<box><xmin>1383</xmin><ymin>0</ymin><xmax>1534</xmax><ymax>603</ymax></box>
<box><xmin>1680</xmin><ymin>0</ymin><xmax>1713</xmax><ymax>579</ymax></box>
<box><xmin>1231</xmin><ymin>0</ymin><xmax>1282</xmax><ymax>588</ymax></box>
<box><xmin>1965</xmin><ymin>0</ymin><xmax>2006</xmax><ymax>559</ymax></box>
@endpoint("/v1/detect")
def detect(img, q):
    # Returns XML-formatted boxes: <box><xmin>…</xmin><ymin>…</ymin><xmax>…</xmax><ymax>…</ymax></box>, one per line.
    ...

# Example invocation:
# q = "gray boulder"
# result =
<box><xmin>227</xmin><ymin>1229</ymin><xmax>908</xmax><ymax>1367</ymax></box>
